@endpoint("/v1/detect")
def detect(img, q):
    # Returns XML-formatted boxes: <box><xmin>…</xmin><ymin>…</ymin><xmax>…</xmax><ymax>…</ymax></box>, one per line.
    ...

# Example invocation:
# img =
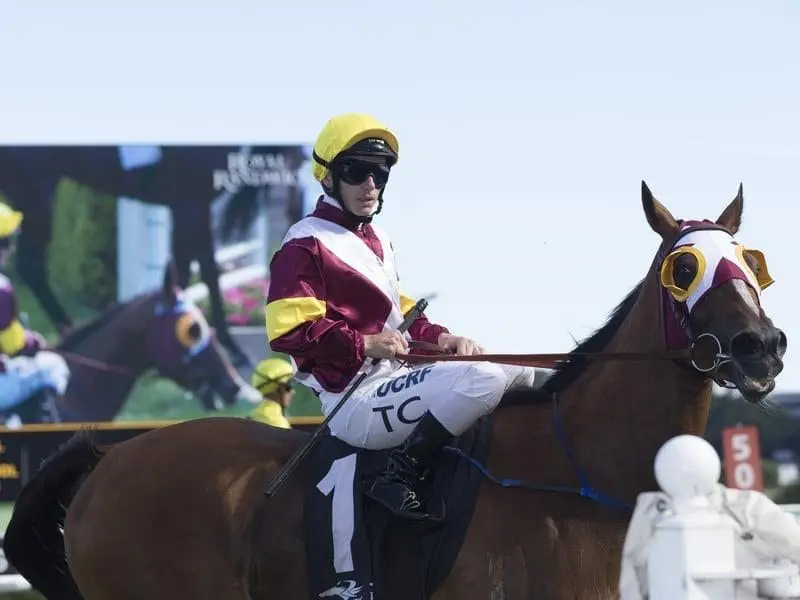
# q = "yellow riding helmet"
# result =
<box><xmin>251</xmin><ymin>357</ymin><xmax>296</xmax><ymax>396</ymax></box>
<box><xmin>312</xmin><ymin>113</ymin><xmax>400</xmax><ymax>183</ymax></box>
<box><xmin>0</xmin><ymin>203</ymin><xmax>22</xmax><ymax>239</ymax></box>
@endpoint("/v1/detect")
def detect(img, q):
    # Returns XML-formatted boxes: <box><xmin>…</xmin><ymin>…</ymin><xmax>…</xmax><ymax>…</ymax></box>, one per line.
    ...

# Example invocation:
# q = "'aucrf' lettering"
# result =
<box><xmin>375</xmin><ymin>366</ymin><xmax>433</xmax><ymax>398</ymax></box>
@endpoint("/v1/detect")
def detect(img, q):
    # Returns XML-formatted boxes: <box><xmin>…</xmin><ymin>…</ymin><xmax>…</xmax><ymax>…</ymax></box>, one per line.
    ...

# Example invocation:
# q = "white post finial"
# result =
<box><xmin>654</xmin><ymin>435</ymin><xmax>720</xmax><ymax>509</ymax></box>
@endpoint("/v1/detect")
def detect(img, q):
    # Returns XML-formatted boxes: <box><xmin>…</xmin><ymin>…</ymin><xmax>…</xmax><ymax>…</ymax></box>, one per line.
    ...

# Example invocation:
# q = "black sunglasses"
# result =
<box><xmin>337</xmin><ymin>160</ymin><xmax>390</xmax><ymax>187</ymax></box>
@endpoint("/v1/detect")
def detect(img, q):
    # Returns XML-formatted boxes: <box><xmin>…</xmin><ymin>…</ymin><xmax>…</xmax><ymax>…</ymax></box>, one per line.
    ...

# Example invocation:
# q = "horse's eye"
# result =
<box><xmin>743</xmin><ymin>252</ymin><xmax>761</xmax><ymax>275</ymax></box>
<box><xmin>673</xmin><ymin>257</ymin><xmax>698</xmax><ymax>290</ymax></box>
<box><xmin>175</xmin><ymin>313</ymin><xmax>208</xmax><ymax>348</ymax></box>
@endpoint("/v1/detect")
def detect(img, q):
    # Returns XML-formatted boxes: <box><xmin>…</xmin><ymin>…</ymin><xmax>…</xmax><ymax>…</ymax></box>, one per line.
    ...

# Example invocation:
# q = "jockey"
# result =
<box><xmin>0</xmin><ymin>204</ymin><xmax>70</xmax><ymax>425</ymax></box>
<box><xmin>265</xmin><ymin>113</ymin><xmax>538</xmax><ymax>522</ymax></box>
<box><xmin>248</xmin><ymin>357</ymin><xmax>295</xmax><ymax>429</ymax></box>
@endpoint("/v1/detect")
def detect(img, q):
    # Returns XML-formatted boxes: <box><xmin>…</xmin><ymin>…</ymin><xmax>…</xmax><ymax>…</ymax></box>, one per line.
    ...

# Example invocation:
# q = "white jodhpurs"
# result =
<box><xmin>0</xmin><ymin>351</ymin><xmax>71</xmax><ymax>412</ymax></box>
<box><xmin>324</xmin><ymin>361</ymin><xmax>537</xmax><ymax>450</ymax></box>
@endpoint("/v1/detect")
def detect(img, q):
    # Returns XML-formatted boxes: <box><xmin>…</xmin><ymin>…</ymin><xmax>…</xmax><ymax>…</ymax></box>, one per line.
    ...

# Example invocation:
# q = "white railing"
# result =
<box><xmin>621</xmin><ymin>435</ymin><xmax>800</xmax><ymax>600</ymax></box>
<box><xmin>182</xmin><ymin>236</ymin><xmax>266</xmax><ymax>304</ymax></box>
<box><xmin>189</xmin><ymin>239</ymin><xmax>263</xmax><ymax>276</ymax></box>
<box><xmin>183</xmin><ymin>263</ymin><xmax>266</xmax><ymax>304</ymax></box>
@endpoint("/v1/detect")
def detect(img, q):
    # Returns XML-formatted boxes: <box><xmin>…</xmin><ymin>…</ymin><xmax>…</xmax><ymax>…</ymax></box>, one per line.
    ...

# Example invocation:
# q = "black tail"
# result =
<box><xmin>3</xmin><ymin>429</ymin><xmax>105</xmax><ymax>600</ymax></box>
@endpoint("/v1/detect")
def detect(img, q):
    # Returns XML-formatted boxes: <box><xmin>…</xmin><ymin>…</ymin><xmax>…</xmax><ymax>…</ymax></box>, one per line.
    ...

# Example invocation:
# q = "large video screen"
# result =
<box><xmin>0</xmin><ymin>144</ymin><xmax>324</xmax><ymax>431</ymax></box>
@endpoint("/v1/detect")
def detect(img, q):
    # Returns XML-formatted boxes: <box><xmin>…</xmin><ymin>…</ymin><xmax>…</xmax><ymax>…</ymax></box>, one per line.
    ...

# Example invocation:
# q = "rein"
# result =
<box><xmin>397</xmin><ymin>337</ymin><xmax>735</xmax><ymax>379</ymax></box>
<box><xmin>399</xmin><ymin>223</ymin><xmax>743</xmax><ymax>383</ymax></box>
<box><xmin>398</xmin><ymin>340</ymin><xmax>692</xmax><ymax>369</ymax></box>
<box><xmin>54</xmin><ymin>349</ymin><xmax>137</xmax><ymax>376</ymax></box>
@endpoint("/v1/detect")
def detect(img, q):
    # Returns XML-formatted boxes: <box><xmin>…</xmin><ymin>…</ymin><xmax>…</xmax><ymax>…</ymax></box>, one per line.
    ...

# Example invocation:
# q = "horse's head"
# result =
<box><xmin>145</xmin><ymin>264</ymin><xmax>262</xmax><ymax>410</ymax></box>
<box><xmin>642</xmin><ymin>181</ymin><xmax>787</xmax><ymax>403</ymax></box>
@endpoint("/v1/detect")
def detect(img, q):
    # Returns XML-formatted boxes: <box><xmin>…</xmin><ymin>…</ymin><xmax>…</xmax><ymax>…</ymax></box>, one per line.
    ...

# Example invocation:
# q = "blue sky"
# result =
<box><xmin>1</xmin><ymin>0</ymin><xmax>798</xmax><ymax>391</ymax></box>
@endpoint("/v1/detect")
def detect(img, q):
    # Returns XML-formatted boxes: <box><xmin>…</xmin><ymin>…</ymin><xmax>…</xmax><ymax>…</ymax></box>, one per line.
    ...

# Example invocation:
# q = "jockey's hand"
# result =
<box><xmin>363</xmin><ymin>331</ymin><xmax>409</xmax><ymax>360</ymax></box>
<box><xmin>29</xmin><ymin>331</ymin><xmax>47</xmax><ymax>350</ymax></box>
<box><xmin>438</xmin><ymin>333</ymin><xmax>484</xmax><ymax>356</ymax></box>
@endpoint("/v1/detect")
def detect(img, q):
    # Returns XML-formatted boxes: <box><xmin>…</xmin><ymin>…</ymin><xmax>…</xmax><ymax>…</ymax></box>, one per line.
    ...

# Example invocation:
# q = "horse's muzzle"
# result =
<box><xmin>728</xmin><ymin>326</ymin><xmax>787</xmax><ymax>402</ymax></box>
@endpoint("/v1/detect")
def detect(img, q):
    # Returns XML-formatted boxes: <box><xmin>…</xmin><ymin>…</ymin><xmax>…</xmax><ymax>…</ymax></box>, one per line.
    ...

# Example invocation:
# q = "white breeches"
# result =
<box><xmin>324</xmin><ymin>361</ymin><xmax>537</xmax><ymax>450</ymax></box>
<box><xmin>0</xmin><ymin>351</ymin><xmax>71</xmax><ymax>411</ymax></box>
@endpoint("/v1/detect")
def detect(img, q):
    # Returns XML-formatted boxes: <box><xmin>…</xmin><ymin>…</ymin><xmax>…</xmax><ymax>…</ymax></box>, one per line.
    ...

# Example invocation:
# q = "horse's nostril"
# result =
<box><xmin>730</xmin><ymin>330</ymin><xmax>766</xmax><ymax>360</ymax></box>
<box><xmin>773</xmin><ymin>329</ymin><xmax>788</xmax><ymax>357</ymax></box>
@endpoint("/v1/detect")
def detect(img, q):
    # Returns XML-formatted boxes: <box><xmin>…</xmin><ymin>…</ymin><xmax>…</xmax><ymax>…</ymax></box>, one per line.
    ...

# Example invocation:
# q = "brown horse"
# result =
<box><xmin>2</xmin><ymin>182</ymin><xmax>787</xmax><ymax>600</ymax></box>
<box><xmin>0</xmin><ymin>263</ymin><xmax>262</xmax><ymax>425</ymax></box>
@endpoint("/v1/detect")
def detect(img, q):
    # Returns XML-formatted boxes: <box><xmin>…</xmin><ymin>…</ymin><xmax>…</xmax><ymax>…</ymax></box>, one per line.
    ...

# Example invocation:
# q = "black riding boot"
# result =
<box><xmin>13</xmin><ymin>387</ymin><xmax>61</xmax><ymax>425</ymax></box>
<box><xmin>365</xmin><ymin>412</ymin><xmax>453</xmax><ymax>522</ymax></box>
<box><xmin>38</xmin><ymin>388</ymin><xmax>62</xmax><ymax>424</ymax></box>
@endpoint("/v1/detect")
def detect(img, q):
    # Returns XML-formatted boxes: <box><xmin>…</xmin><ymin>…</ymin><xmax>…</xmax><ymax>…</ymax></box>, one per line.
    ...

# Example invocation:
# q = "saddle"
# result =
<box><xmin>303</xmin><ymin>416</ymin><xmax>494</xmax><ymax>600</ymax></box>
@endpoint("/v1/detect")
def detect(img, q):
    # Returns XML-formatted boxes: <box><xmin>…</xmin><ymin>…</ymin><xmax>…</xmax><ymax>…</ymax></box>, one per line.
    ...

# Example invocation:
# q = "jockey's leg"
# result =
<box><xmin>32</xmin><ymin>350</ymin><xmax>71</xmax><ymax>396</ymax></box>
<box><xmin>496</xmin><ymin>363</ymin><xmax>539</xmax><ymax>390</ymax></box>
<box><xmin>0</xmin><ymin>360</ymin><xmax>34</xmax><ymax>413</ymax></box>
<box><xmin>0</xmin><ymin>351</ymin><xmax>70</xmax><ymax>423</ymax></box>
<box><xmin>327</xmin><ymin>361</ymin><xmax>510</xmax><ymax>521</ymax></box>
<box><xmin>31</xmin><ymin>351</ymin><xmax>70</xmax><ymax>423</ymax></box>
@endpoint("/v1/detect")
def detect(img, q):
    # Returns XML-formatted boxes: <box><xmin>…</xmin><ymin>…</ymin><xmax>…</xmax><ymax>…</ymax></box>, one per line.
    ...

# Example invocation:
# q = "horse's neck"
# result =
<box><xmin>62</xmin><ymin>316</ymin><xmax>150</xmax><ymax>418</ymax></box>
<box><xmin>514</xmin><ymin>276</ymin><xmax>714</xmax><ymax>503</ymax></box>
<box><xmin>573</xmin><ymin>277</ymin><xmax>712</xmax><ymax>496</ymax></box>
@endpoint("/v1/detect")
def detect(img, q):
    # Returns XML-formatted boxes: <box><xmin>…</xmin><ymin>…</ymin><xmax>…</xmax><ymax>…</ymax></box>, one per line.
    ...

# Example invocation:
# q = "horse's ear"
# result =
<box><xmin>715</xmin><ymin>183</ymin><xmax>743</xmax><ymax>235</ymax></box>
<box><xmin>161</xmin><ymin>260</ymin><xmax>179</xmax><ymax>305</ymax></box>
<box><xmin>641</xmin><ymin>180</ymin><xmax>679</xmax><ymax>240</ymax></box>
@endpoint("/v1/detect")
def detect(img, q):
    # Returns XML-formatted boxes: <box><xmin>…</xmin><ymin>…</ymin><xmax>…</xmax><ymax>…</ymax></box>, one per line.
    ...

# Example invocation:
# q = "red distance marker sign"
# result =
<box><xmin>721</xmin><ymin>425</ymin><xmax>764</xmax><ymax>491</ymax></box>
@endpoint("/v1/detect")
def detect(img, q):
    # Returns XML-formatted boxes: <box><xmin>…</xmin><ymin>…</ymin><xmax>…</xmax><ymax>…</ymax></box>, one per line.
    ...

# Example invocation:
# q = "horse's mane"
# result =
<box><xmin>540</xmin><ymin>279</ymin><xmax>645</xmax><ymax>394</ymax></box>
<box><xmin>503</xmin><ymin>279</ymin><xmax>646</xmax><ymax>407</ymax></box>
<box><xmin>58</xmin><ymin>292</ymin><xmax>155</xmax><ymax>351</ymax></box>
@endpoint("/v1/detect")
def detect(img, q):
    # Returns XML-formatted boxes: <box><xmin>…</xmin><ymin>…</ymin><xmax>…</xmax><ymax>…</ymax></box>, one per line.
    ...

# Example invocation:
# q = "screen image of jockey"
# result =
<box><xmin>248</xmin><ymin>357</ymin><xmax>295</xmax><ymax>429</ymax></box>
<box><xmin>0</xmin><ymin>203</ymin><xmax>70</xmax><ymax>427</ymax></box>
<box><xmin>265</xmin><ymin>113</ymin><xmax>538</xmax><ymax>522</ymax></box>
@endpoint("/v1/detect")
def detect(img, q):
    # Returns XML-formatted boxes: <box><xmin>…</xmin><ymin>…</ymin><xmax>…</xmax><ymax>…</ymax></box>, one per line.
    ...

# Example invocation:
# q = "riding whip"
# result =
<box><xmin>264</xmin><ymin>297</ymin><xmax>430</xmax><ymax>497</ymax></box>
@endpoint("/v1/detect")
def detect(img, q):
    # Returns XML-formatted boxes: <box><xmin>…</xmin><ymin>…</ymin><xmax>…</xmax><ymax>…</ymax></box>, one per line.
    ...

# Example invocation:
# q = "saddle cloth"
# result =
<box><xmin>303</xmin><ymin>415</ymin><xmax>493</xmax><ymax>600</ymax></box>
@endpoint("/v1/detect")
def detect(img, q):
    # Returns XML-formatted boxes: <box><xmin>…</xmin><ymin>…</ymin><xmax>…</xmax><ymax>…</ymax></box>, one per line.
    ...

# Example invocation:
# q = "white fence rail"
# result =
<box><xmin>621</xmin><ymin>435</ymin><xmax>800</xmax><ymax>600</ymax></box>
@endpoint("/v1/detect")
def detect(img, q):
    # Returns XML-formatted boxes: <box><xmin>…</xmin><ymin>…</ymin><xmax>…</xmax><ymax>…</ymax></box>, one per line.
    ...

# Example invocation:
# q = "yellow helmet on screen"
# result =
<box><xmin>0</xmin><ymin>203</ymin><xmax>22</xmax><ymax>239</ymax></box>
<box><xmin>251</xmin><ymin>357</ymin><xmax>295</xmax><ymax>396</ymax></box>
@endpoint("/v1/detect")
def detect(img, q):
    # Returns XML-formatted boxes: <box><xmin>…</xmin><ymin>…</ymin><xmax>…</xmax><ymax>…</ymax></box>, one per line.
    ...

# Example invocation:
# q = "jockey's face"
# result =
<box><xmin>0</xmin><ymin>237</ymin><xmax>14</xmax><ymax>267</ymax></box>
<box><xmin>268</xmin><ymin>383</ymin><xmax>294</xmax><ymax>409</ymax></box>
<box><xmin>335</xmin><ymin>155</ymin><xmax>390</xmax><ymax>217</ymax></box>
<box><xmin>278</xmin><ymin>384</ymin><xmax>294</xmax><ymax>409</ymax></box>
